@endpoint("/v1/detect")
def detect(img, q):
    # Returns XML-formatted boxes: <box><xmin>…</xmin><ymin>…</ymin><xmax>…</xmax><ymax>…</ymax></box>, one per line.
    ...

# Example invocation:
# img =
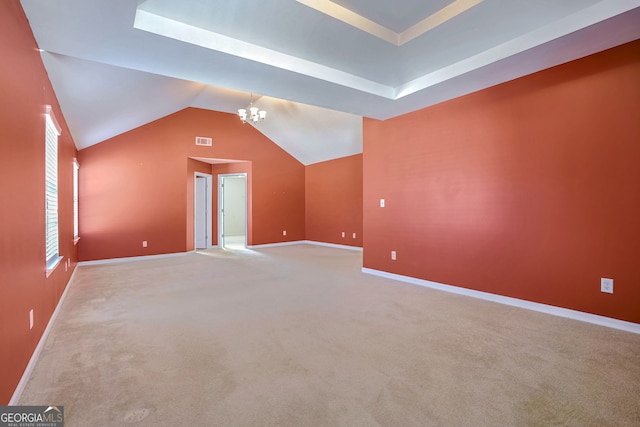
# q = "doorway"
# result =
<box><xmin>194</xmin><ymin>173</ymin><xmax>213</xmax><ymax>250</ymax></box>
<box><xmin>218</xmin><ymin>174</ymin><xmax>247</xmax><ymax>249</ymax></box>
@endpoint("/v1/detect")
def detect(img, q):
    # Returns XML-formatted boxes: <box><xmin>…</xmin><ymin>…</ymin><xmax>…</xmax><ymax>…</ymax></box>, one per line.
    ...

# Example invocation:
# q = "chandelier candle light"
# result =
<box><xmin>238</xmin><ymin>94</ymin><xmax>267</xmax><ymax>124</ymax></box>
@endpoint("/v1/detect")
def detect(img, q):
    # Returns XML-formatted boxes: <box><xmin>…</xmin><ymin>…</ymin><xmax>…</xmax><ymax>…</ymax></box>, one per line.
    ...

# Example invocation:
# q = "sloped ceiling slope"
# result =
<box><xmin>20</xmin><ymin>0</ymin><xmax>640</xmax><ymax>164</ymax></box>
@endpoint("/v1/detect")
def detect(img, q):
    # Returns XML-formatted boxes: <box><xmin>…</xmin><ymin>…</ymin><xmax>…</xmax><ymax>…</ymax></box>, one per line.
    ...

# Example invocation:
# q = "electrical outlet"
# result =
<box><xmin>341</xmin><ymin>231</ymin><xmax>345</xmax><ymax>238</ymax></box>
<box><xmin>601</xmin><ymin>278</ymin><xmax>613</xmax><ymax>294</ymax></box>
<box><xmin>380</xmin><ymin>199</ymin><xmax>385</xmax><ymax>208</ymax></box>
<box><xmin>142</xmin><ymin>241</ymin><xmax>148</xmax><ymax>247</ymax></box>
<box><xmin>391</xmin><ymin>250</ymin><xmax>396</xmax><ymax>260</ymax></box>
<box><xmin>29</xmin><ymin>309</ymin><xmax>34</xmax><ymax>330</ymax></box>
<box><xmin>283</xmin><ymin>230</ymin><xmax>287</xmax><ymax>236</ymax></box>
<box><xmin>352</xmin><ymin>233</ymin><xmax>356</xmax><ymax>239</ymax></box>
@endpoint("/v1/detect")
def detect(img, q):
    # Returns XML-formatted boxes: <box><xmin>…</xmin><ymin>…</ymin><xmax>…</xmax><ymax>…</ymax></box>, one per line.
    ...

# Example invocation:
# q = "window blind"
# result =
<box><xmin>73</xmin><ymin>160</ymin><xmax>79</xmax><ymax>239</ymax></box>
<box><xmin>45</xmin><ymin>112</ymin><xmax>60</xmax><ymax>264</ymax></box>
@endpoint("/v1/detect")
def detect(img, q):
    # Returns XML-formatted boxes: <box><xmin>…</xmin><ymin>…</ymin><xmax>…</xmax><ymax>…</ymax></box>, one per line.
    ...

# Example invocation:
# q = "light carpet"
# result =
<box><xmin>19</xmin><ymin>244</ymin><xmax>640</xmax><ymax>426</ymax></box>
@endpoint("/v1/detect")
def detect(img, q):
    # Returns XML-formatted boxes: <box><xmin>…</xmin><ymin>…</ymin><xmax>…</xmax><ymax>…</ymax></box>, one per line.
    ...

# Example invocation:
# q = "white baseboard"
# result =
<box><xmin>248</xmin><ymin>240</ymin><xmax>363</xmax><ymax>251</ymax></box>
<box><xmin>77</xmin><ymin>251</ymin><xmax>189</xmax><ymax>266</ymax></box>
<box><xmin>362</xmin><ymin>268</ymin><xmax>640</xmax><ymax>335</ymax></box>
<box><xmin>247</xmin><ymin>240</ymin><xmax>306</xmax><ymax>249</ymax></box>
<box><xmin>303</xmin><ymin>240</ymin><xmax>363</xmax><ymax>251</ymax></box>
<box><xmin>9</xmin><ymin>266</ymin><xmax>78</xmax><ymax>405</ymax></box>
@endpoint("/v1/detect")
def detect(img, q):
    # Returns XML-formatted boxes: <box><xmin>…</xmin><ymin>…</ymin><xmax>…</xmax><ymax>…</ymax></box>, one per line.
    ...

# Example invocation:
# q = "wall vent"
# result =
<box><xmin>195</xmin><ymin>136</ymin><xmax>212</xmax><ymax>146</ymax></box>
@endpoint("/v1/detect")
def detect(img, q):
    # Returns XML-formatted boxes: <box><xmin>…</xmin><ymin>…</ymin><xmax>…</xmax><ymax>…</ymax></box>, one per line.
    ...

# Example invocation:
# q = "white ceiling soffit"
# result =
<box><xmin>132</xmin><ymin>9</ymin><xmax>394</xmax><ymax>99</ymax></box>
<box><xmin>19</xmin><ymin>0</ymin><xmax>640</xmax><ymax>163</ymax></box>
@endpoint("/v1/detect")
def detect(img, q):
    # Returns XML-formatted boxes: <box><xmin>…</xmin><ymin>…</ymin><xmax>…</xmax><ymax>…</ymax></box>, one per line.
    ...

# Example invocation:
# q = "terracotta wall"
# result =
<box><xmin>78</xmin><ymin>108</ymin><xmax>305</xmax><ymax>261</ymax></box>
<box><xmin>306</xmin><ymin>154</ymin><xmax>363</xmax><ymax>247</ymax></box>
<box><xmin>0</xmin><ymin>1</ymin><xmax>78</xmax><ymax>404</ymax></box>
<box><xmin>363</xmin><ymin>40</ymin><xmax>640</xmax><ymax>323</ymax></box>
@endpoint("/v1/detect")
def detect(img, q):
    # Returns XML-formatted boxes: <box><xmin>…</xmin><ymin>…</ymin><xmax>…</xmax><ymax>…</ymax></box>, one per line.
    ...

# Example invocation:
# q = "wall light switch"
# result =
<box><xmin>391</xmin><ymin>251</ymin><xmax>396</xmax><ymax>260</ymax></box>
<box><xmin>29</xmin><ymin>309</ymin><xmax>34</xmax><ymax>330</ymax></box>
<box><xmin>352</xmin><ymin>233</ymin><xmax>356</xmax><ymax>239</ymax></box>
<box><xmin>601</xmin><ymin>277</ymin><xmax>613</xmax><ymax>294</ymax></box>
<box><xmin>380</xmin><ymin>199</ymin><xmax>385</xmax><ymax>208</ymax></box>
<box><xmin>142</xmin><ymin>241</ymin><xmax>148</xmax><ymax>247</ymax></box>
<box><xmin>341</xmin><ymin>231</ymin><xmax>345</xmax><ymax>238</ymax></box>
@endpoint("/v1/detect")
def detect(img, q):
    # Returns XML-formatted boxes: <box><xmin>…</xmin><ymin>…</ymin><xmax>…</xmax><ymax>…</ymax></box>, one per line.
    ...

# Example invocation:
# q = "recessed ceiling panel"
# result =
<box><xmin>331</xmin><ymin>0</ymin><xmax>453</xmax><ymax>32</ymax></box>
<box><xmin>136</xmin><ymin>0</ymin><xmax>607</xmax><ymax>88</ymax></box>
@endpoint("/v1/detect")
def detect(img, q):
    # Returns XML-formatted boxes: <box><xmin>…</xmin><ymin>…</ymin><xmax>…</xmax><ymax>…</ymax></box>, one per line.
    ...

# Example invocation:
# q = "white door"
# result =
<box><xmin>195</xmin><ymin>176</ymin><xmax>207</xmax><ymax>249</ymax></box>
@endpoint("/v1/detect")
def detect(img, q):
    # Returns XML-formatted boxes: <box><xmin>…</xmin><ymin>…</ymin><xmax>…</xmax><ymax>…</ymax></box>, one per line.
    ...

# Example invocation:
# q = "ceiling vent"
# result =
<box><xmin>195</xmin><ymin>136</ymin><xmax>212</xmax><ymax>146</ymax></box>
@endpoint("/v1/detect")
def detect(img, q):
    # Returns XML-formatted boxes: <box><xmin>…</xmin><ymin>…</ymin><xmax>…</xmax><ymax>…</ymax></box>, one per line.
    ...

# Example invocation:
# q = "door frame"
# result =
<box><xmin>218</xmin><ymin>173</ymin><xmax>248</xmax><ymax>248</ymax></box>
<box><xmin>194</xmin><ymin>172</ymin><xmax>213</xmax><ymax>249</ymax></box>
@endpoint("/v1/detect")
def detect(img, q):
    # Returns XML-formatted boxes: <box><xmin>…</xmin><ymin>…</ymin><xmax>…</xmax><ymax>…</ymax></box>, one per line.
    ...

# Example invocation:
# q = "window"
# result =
<box><xmin>73</xmin><ymin>159</ymin><xmax>79</xmax><ymax>242</ymax></box>
<box><xmin>45</xmin><ymin>106</ymin><xmax>62</xmax><ymax>274</ymax></box>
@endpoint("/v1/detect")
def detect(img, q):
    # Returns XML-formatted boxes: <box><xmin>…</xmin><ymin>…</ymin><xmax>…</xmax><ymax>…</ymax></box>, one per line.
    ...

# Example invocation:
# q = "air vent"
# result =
<box><xmin>195</xmin><ymin>136</ymin><xmax>212</xmax><ymax>146</ymax></box>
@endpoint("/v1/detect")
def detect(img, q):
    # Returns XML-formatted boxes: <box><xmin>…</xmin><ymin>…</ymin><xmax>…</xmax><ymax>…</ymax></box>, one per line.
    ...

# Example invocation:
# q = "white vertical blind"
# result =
<box><xmin>45</xmin><ymin>108</ymin><xmax>61</xmax><ymax>265</ymax></box>
<box><xmin>73</xmin><ymin>159</ymin><xmax>79</xmax><ymax>239</ymax></box>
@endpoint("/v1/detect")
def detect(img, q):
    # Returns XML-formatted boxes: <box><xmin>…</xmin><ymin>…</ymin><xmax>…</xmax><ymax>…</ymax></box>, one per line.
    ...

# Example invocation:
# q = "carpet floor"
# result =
<box><xmin>19</xmin><ymin>244</ymin><xmax>640</xmax><ymax>426</ymax></box>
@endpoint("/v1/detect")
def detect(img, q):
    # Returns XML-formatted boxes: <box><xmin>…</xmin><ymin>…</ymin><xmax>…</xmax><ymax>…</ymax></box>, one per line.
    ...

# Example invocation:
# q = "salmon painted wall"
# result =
<box><xmin>0</xmin><ymin>1</ymin><xmax>78</xmax><ymax>404</ymax></box>
<box><xmin>306</xmin><ymin>154</ymin><xmax>363</xmax><ymax>247</ymax></box>
<box><xmin>363</xmin><ymin>40</ymin><xmax>640</xmax><ymax>324</ymax></box>
<box><xmin>78</xmin><ymin>108</ymin><xmax>305</xmax><ymax>261</ymax></box>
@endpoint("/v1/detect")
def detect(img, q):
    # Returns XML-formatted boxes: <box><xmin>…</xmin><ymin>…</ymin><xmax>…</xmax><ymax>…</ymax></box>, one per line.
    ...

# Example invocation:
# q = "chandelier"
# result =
<box><xmin>238</xmin><ymin>94</ymin><xmax>267</xmax><ymax>124</ymax></box>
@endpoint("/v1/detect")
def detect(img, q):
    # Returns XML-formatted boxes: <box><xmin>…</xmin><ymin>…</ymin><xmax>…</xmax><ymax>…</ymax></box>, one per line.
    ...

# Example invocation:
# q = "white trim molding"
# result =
<box><xmin>247</xmin><ymin>241</ymin><xmax>306</xmax><ymax>249</ymax></box>
<box><xmin>362</xmin><ymin>268</ymin><xmax>640</xmax><ymax>335</ymax></box>
<box><xmin>77</xmin><ymin>252</ymin><xmax>189</xmax><ymax>266</ymax></box>
<box><xmin>10</xmin><ymin>266</ymin><xmax>78</xmax><ymax>405</ymax></box>
<box><xmin>303</xmin><ymin>240</ymin><xmax>363</xmax><ymax>251</ymax></box>
<box><xmin>248</xmin><ymin>240</ymin><xmax>363</xmax><ymax>251</ymax></box>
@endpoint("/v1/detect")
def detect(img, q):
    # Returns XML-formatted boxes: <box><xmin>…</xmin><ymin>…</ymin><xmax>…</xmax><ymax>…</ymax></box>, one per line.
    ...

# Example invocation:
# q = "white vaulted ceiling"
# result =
<box><xmin>20</xmin><ymin>0</ymin><xmax>640</xmax><ymax>164</ymax></box>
